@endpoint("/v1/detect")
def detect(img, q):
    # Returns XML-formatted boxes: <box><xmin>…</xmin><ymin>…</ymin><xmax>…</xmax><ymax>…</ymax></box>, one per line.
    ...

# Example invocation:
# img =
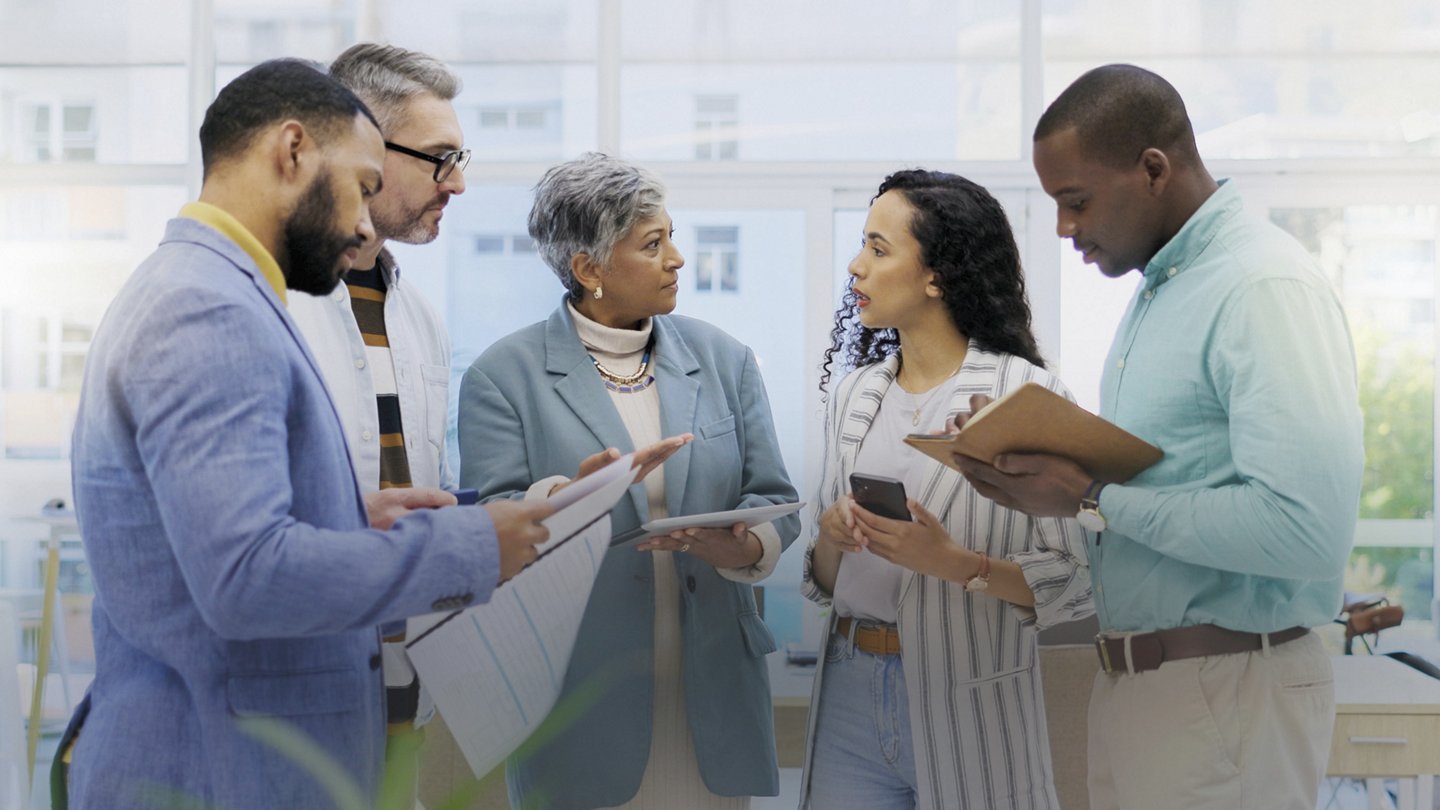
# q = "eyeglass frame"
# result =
<box><xmin>383</xmin><ymin>141</ymin><xmax>471</xmax><ymax>183</ymax></box>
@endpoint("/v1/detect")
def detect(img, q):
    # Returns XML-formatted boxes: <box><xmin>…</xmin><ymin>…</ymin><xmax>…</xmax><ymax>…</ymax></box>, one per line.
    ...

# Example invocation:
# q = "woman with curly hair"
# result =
<box><xmin>799</xmin><ymin>170</ymin><xmax>1093</xmax><ymax>810</ymax></box>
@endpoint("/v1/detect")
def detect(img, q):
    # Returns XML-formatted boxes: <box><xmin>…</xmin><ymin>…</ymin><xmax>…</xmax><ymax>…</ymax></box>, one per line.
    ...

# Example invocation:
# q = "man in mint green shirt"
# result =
<box><xmin>957</xmin><ymin>64</ymin><xmax>1362</xmax><ymax>809</ymax></box>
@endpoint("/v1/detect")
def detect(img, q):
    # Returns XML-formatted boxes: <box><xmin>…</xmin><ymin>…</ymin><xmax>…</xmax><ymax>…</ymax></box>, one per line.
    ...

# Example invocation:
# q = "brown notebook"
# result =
<box><xmin>903</xmin><ymin>382</ymin><xmax>1163</xmax><ymax>483</ymax></box>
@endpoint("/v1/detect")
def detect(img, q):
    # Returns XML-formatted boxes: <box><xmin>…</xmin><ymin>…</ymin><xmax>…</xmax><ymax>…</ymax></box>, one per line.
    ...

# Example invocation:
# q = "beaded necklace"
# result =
<box><xmin>589</xmin><ymin>336</ymin><xmax>656</xmax><ymax>394</ymax></box>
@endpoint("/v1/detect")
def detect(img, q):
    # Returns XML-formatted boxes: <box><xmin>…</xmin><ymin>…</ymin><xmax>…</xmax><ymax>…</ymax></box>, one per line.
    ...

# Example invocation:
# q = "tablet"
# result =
<box><xmin>641</xmin><ymin>501</ymin><xmax>806</xmax><ymax>534</ymax></box>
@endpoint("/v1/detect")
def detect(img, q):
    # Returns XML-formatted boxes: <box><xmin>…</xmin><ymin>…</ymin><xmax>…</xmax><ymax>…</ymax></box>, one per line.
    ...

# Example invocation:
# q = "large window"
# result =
<box><xmin>5</xmin><ymin>2</ymin><xmax>1440</xmax><ymax>709</ymax></box>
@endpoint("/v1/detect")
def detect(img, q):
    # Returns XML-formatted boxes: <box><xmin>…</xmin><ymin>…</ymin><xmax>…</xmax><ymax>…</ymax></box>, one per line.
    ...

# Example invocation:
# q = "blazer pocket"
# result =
<box><xmin>698</xmin><ymin>414</ymin><xmax>737</xmax><ymax>440</ymax></box>
<box><xmin>228</xmin><ymin>667</ymin><xmax>365</xmax><ymax>717</ymax></box>
<box><xmin>737</xmin><ymin>609</ymin><xmax>777</xmax><ymax>658</ymax></box>
<box><xmin>955</xmin><ymin>662</ymin><xmax>1031</xmax><ymax>689</ymax></box>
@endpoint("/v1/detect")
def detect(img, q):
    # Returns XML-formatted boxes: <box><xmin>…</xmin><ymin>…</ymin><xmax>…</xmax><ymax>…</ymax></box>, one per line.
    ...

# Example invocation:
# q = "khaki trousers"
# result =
<box><xmin>1087</xmin><ymin>631</ymin><xmax>1334</xmax><ymax>810</ymax></box>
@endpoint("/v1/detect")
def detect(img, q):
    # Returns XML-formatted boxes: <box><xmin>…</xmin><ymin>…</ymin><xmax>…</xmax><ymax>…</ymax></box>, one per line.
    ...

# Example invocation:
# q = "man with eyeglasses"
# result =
<box><xmin>288</xmin><ymin>43</ymin><xmax>472</xmax><ymax>802</ymax></box>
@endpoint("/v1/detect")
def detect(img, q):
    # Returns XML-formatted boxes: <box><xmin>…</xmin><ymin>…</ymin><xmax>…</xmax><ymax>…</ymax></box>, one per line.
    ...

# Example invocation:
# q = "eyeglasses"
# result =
<box><xmin>384</xmin><ymin>141</ymin><xmax>471</xmax><ymax>183</ymax></box>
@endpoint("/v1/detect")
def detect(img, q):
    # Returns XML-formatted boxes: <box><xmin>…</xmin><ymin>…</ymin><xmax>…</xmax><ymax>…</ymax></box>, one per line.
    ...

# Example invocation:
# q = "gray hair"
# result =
<box><xmin>528</xmin><ymin>153</ymin><xmax>668</xmax><ymax>299</ymax></box>
<box><xmin>329</xmin><ymin>43</ymin><xmax>461</xmax><ymax>136</ymax></box>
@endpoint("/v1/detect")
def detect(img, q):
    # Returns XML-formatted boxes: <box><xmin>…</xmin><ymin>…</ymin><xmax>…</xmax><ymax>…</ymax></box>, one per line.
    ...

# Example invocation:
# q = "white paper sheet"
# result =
<box><xmin>406</xmin><ymin>455</ymin><xmax>635</xmax><ymax>778</ymax></box>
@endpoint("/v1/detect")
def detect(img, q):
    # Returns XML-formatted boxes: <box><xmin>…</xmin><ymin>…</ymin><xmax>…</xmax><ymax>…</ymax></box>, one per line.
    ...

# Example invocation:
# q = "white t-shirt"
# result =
<box><xmin>832</xmin><ymin>372</ymin><xmax>957</xmax><ymax>624</ymax></box>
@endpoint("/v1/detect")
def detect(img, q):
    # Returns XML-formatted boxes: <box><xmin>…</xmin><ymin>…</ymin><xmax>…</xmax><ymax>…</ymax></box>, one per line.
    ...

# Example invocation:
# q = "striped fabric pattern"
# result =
<box><xmin>345</xmin><ymin>264</ymin><xmax>419</xmax><ymax>729</ymax></box>
<box><xmin>800</xmin><ymin>347</ymin><xmax>1093</xmax><ymax>810</ymax></box>
<box><xmin>346</xmin><ymin>266</ymin><xmax>413</xmax><ymax>490</ymax></box>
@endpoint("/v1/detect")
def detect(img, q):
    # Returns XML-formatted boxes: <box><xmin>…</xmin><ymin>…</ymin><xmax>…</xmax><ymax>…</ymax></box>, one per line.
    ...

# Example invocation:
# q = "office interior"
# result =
<box><xmin>0</xmin><ymin>1</ymin><xmax>1438</xmax><ymax>808</ymax></box>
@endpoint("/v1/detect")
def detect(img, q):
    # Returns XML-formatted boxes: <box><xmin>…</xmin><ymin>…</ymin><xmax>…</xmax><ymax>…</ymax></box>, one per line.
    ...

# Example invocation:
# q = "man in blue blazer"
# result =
<box><xmin>63</xmin><ymin>59</ymin><xmax>549</xmax><ymax>809</ymax></box>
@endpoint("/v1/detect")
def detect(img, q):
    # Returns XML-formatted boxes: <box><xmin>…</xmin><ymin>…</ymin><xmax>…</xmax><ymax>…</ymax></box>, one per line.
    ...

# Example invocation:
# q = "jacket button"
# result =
<box><xmin>369</xmin><ymin>653</ymin><xmax>382</xmax><ymax>671</ymax></box>
<box><xmin>686</xmin><ymin>576</ymin><xmax>696</xmax><ymax>593</ymax></box>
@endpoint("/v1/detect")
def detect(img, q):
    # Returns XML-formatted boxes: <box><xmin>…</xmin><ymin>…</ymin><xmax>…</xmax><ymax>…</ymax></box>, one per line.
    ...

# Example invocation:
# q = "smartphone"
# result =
<box><xmin>848</xmin><ymin>473</ymin><xmax>912</xmax><ymax>521</ymax></box>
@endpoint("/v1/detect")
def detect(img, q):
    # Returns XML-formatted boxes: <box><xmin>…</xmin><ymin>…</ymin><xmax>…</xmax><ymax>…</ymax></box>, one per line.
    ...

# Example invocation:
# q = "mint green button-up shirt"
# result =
<box><xmin>1092</xmin><ymin>180</ymin><xmax>1364</xmax><ymax>633</ymax></box>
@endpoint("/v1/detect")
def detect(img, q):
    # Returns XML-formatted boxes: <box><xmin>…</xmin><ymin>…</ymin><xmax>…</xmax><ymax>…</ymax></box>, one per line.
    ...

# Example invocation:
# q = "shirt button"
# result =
<box><xmin>1143</xmin><ymin>290</ymin><xmax>1154</xmax><ymax>300</ymax></box>
<box><xmin>332</xmin><ymin>290</ymin><xmax>345</xmax><ymax>302</ymax></box>
<box><xmin>1167</xmin><ymin>266</ymin><xmax>1177</xmax><ymax>278</ymax></box>
<box><xmin>1116</xmin><ymin>358</ymin><xmax>1126</xmax><ymax>369</ymax></box>
<box><xmin>354</xmin><ymin>357</ymin><xmax>366</xmax><ymax>370</ymax></box>
<box><xmin>361</xmin><ymin>430</ymin><xmax>373</xmax><ymax>442</ymax></box>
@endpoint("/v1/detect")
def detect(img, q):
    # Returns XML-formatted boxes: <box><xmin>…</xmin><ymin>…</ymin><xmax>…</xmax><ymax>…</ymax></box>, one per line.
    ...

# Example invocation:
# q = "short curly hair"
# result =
<box><xmin>821</xmin><ymin>169</ymin><xmax>1045</xmax><ymax>392</ymax></box>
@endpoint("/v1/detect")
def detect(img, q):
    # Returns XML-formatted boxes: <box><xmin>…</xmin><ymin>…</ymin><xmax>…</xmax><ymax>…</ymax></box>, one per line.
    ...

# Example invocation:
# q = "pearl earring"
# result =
<box><xmin>594</xmin><ymin>286</ymin><xmax>603</xmax><ymax>300</ymax></box>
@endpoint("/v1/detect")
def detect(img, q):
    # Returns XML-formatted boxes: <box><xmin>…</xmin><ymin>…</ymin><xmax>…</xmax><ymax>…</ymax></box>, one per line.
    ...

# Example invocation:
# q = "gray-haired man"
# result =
<box><xmin>287</xmin><ymin>42</ymin><xmax>470</xmax><ymax>796</ymax></box>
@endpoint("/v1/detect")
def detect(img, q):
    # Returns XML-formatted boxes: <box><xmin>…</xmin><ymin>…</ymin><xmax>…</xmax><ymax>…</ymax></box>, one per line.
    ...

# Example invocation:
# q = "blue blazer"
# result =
<box><xmin>459</xmin><ymin>302</ymin><xmax>800</xmax><ymax>808</ymax></box>
<box><xmin>67</xmin><ymin>217</ymin><xmax>500</xmax><ymax>810</ymax></box>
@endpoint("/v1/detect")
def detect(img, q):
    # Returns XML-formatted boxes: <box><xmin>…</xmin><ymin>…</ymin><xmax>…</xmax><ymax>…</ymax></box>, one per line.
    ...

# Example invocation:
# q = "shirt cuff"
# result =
<box><xmin>526</xmin><ymin>474</ymin><xmax>570</xmax><ymax>502</ymax></box>
<box><xmin>717</xmin><ymin>522</ymin><xmax>782</xmax><ymax>584</ymax></box>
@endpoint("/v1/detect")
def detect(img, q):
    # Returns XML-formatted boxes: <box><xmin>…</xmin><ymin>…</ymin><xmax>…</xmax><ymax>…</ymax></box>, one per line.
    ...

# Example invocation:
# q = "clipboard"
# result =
<box><xmin>904</xmin><ymin>382</ymin><xmax>1162</xmax><ymax>483</ymax></box>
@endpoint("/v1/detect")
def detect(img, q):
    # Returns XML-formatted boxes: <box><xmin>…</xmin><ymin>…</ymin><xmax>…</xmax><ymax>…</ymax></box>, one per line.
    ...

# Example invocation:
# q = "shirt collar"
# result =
<box><xmin>1142</xmin><ymin>178</ymin><xmax>1242</xmax><ymax>290</ymax></box>
<box><xmin>371</xmin><ymin>247</ymin><xmax>400</xmax><ymax>286</ymax></box>
<box><xmin>179</xmin><ymin>201</ymin><xmax>288</xmax><ymax>304</ymax></box>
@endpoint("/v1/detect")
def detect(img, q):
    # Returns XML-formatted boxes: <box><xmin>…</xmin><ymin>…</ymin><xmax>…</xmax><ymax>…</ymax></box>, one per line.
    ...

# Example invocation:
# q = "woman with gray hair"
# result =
<box><xmin>458</xmin><ymin>153</ymin><xmax>800</xmax><ymax>809</ymax></box>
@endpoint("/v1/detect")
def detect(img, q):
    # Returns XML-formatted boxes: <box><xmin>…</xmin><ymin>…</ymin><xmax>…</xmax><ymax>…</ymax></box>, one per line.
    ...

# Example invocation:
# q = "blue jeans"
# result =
<box><xmin>807</xmin><ymin>626</ymin><xmax>918</xmax><ymax>810</ymax></box>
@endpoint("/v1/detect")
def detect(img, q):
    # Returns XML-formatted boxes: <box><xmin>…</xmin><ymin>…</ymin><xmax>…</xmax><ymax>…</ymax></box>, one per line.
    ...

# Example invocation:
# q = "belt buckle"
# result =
<box><xmin>1094</xmin><ymin>632</ymin><xmax>1136</xmax><ymax>675</ymax></box>
<box><xmin>1094</xmin><ymin>633</ymin><xmax>1114</xmax><ymax>674</ymax></box>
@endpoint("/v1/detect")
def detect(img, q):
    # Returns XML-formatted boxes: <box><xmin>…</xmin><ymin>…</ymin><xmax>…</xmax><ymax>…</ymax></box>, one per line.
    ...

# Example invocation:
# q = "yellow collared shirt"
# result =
<box><xmin>180</xmin><ymin>201</ymin><xmax>288</xmax><ymax>305</ymax></box>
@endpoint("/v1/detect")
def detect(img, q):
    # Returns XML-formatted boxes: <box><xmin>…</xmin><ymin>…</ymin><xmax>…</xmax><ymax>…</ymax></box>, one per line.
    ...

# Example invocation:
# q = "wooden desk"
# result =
<box><xmin>1330</xmin><ymin>655</ymin><xmax>1440</xmax><ymax>810</ymax></box>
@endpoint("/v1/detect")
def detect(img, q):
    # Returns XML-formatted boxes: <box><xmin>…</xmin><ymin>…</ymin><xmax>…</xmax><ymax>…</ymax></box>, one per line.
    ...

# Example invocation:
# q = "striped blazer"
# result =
<box><xmin>800</xmin><ymin>348</ymin><xmax>1093</xmax><ymax>810</ymax></box>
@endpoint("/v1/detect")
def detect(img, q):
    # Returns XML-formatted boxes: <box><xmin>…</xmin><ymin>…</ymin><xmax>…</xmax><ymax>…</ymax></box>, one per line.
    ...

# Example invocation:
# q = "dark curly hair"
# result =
<box><xmin>820</xmin><ymin>169</ymin><xmax>1045</xmax><ymax>392</ymax></box>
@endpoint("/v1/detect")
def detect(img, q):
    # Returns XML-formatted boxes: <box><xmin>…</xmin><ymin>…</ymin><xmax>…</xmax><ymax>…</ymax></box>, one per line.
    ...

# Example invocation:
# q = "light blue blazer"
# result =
<box><xmin>67</xmin><ymin>218</ymin><xmax>501</xmax><ymax>810</ymax></box>
<box><xmin>459</xmin><ymin>302</ymin><xmax>800</xmax><ymax>808</ymax></box>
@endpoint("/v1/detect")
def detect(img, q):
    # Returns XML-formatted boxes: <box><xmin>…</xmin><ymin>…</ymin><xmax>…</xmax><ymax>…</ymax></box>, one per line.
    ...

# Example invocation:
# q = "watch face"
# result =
<box><xmin>964</xmin><ymin>577</ymin><xmax>989</xmax><ymax>592</ymax></box>
<box><xmin>1077</xmin><ymin>509</ymin><xmax>1106</xmax><ymax>533</ymax></box>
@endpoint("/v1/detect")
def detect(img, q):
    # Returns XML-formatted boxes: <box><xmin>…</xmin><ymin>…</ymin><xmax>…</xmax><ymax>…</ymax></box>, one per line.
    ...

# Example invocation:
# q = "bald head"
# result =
<box><xmin>1035</xmin><ymin>64</ymin><xmax>1199</xmax><ymax>169</ymax></box>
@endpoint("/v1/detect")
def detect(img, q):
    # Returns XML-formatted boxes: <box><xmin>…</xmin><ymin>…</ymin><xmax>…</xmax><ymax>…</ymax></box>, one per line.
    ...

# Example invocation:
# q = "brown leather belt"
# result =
<box><xmin>1095</xmin><ymin>625</ymin><xmax>1308</xmax><ymax>675</ymax></box>
<box><xmin>835</xmin><ymin>616</ymin><xmax>901</xmax><ymax>656</ymax></box>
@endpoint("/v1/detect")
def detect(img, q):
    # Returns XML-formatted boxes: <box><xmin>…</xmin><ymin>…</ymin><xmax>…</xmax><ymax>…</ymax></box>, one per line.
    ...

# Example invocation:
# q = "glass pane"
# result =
<box><xmin>215</xmin><ymin>0</ymin><xmax>358</xmax><ymax>63</ymax></box>
<box><xmin>1043</xmin><ymin>0</ymin><xmax>1440</xmax><ymax>158</ymax></box>
<box><xmin>1057</xmin><ymin>249</ymin><xmax>1141</xmax><ymax>413</ymax></box>
<box><xmin>695</xmin><ymin>253</ymin><xmax>714</xmax><ymax>290</ymax></box>
<box><xmin>621</xmin><ymin>1</ymin><xmax>1021</xmax><ymax>161</ymax></box>
<box><xmin>1</xmin><ymin>185</ymin><xmax>188</xmax><ymax>460</ymax></box>
<box><xmin>621</xmin><ymin>0</ymin><xmax>1016</xmax><ymax>61</ymax></box>
<box><xmin>1269</xmin><ymin>205</ymin><xmax>1437</xmax><ymax>522</ymax></box>
<box><xmin>454</xmin><ymin>66</ymin><xmax>597</xmax><ymax>161</ymax></box>
<box><xmin>218</xmin><ymin>59</ymin><xmax>595</xmax><ymax>167</ymax></box>
<box><xmin>0</xmin><ymin>0</ymin><xmax>189</xmax><ymax>64</ymax></box>
<box><xmin>0</xmin><ymin>67</ymin><xmax>189</xmax><ymax>164</ymax></box>
<box><xmin>62</xmin><ymin>105</ymin><xmax>94</xmax><ymax>134</ymax></box>
<box><xmin>378</xmin><ymin>0</ymin><xmax>598</xmax><ymax>62</ymax></box>
<box><xmin>1271</xmin><ymin>205</ymin><xmax>1436</xmax><ymax>625</ymax></box>
<box><xmin>31</xmin><ymin>105</ymin><xmax>51</xmax><ymax>137</ymax></box>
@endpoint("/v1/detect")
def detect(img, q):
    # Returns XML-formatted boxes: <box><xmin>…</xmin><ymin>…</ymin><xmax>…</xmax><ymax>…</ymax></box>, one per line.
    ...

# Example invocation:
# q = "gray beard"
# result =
<box><xmin>374</xmin><ymin>203</ymin><xmax>439</xmax><ymax>245</ymax></box>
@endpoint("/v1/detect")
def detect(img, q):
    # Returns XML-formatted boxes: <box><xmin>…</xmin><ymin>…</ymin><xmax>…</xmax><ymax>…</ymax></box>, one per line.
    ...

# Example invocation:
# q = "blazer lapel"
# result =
<box><xmin>546</xmin><ymin>304</ymin><xmax>646</xmax><ymax>518</ymax></box>
<box><xmin>835</xmin><ymin>355</ymin><xmax>899</xmax><ymax>486</ymax></box>
<box><xmin>654</xmin><ymin>317</ymin><xmax>701</xmax><ymax>517</ymax></box>
<box><xmin>177</xmin><ymin>221</ymin><xmax>365</xmax><ymax>513</ymax></box>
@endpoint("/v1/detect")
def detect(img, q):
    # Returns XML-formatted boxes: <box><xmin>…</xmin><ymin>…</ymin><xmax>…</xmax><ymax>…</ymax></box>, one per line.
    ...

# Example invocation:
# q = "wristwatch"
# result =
<box><xmin>1076</xmin><ymin>480</ymin><xmax>1107</xmax><ymax>532</ymax></box>
<box><xmin>964</xmin><ymin>551</ymin><xmax>991</xmax><ymax>592</ymax></box>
